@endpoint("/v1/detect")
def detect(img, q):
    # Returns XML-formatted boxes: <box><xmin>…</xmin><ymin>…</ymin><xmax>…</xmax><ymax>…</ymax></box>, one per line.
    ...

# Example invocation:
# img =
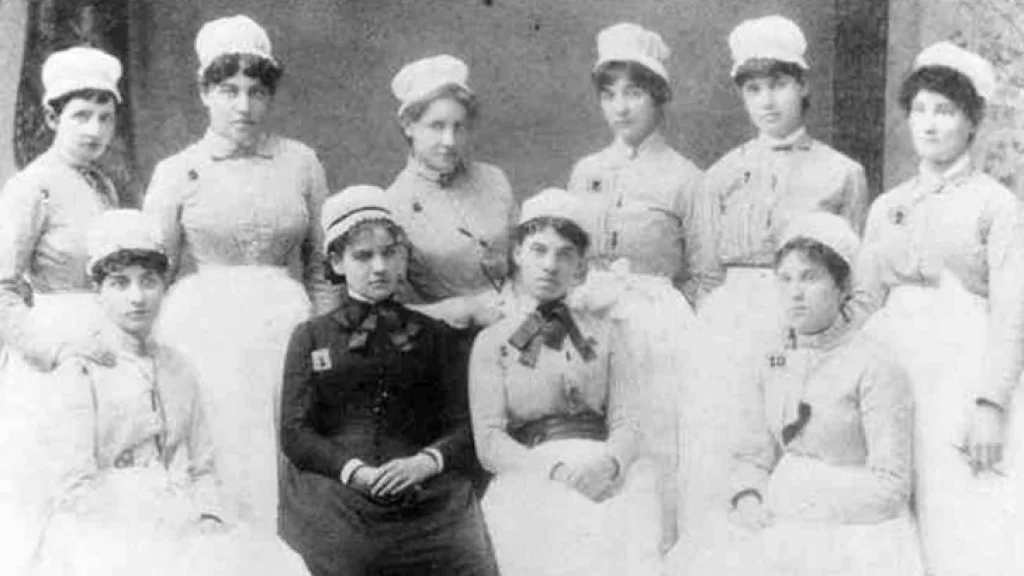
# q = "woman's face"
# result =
<box><xmin>740</xmin><ymin>73</ymin><xmax>807</xmax><ymax>139</ymax></box>
<box><xmin>403</xmin><ymin>96</ymin><xmax>470</xmax><ymax>173</ymax></box>
<box><xmin>330</xmin><ymin>225</ymin><xmax>407</xmax><ymax>303</ymax></box>
<box><xmin>201</xmin><ymin>71</ymin><xmax>272</xmax><ymax>146</ymax></box>
<box><xmin>97</xmin><ymin>264</ymin><xmax>166</xmax><ymax>338</ymax></box>
<box><xmin>599</xmin><ymin>76</ymin><xmax>659</xmax><ymax>147</ymax></box>
<box><xmin>514</xmin><ymin>226</ymin><xmax>584</xmax><ymax>303</ymax></box>
<box><xmin>47</xmin><ymin>96</ymin><xmax>116</xmax><ymax>165</ymax></box>
<box><xmin>908</xmin><ymin>89</ymin><xmax>974</xmax><ymax>168</ymax></box>
<box><xmin>776</xmin><ymin>250</ymin><xmax>844</xmax><ymax>336</ymax></box>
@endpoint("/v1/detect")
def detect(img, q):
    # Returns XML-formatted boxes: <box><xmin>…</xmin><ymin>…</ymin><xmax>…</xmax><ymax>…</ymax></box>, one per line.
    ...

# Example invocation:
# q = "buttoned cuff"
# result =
<box><xmin>422</xmin><ymin>448</ymin><xmax>445</xmax><ymax>472</ymax></box>
<box><xmin>340</xmin><ymin>458</ymin><xmax>367</xmax><ymax>484</ymax></box>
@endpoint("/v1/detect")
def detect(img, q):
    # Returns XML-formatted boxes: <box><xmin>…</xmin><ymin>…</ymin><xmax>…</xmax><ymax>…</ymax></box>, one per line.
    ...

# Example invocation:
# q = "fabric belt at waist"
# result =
<box><xmin>509</xmin><ymin>412</ymin><xmax>609</xmax><ymax>448</ymax></box>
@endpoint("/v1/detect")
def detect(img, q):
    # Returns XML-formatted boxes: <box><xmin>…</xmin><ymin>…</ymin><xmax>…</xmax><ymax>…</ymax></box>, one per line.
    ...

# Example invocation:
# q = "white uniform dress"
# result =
<box><xmin>683</xmin><ymin>128</ymin><xmax>868</xmax><ymax>548</ymax></box>
<box><xmin>858</xmin><ymin>154</ymin><xmax>1024</xmax><ymax>575</ymax></box>
<box><xmin>0</xmin><ymin>150</ymin><xmax>117</xmax><ymax>574</ymax></box>
<box><xmin>143</xmin><ymin>130</ymin><xmax>339</xmax><ymax>531</ymax></box>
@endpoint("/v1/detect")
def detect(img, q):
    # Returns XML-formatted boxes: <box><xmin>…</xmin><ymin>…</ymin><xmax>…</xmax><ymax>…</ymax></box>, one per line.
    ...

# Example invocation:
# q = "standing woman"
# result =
<box><xmin>279</xmin><ymin>186</ymin><xmax>499</xmax><ymax>576</ymax></box>
<box><xmin>0</xmin><ymin>46</ymin><xmax>123</xmax><ymax>574</ymax></box>
<box><xmin>386</xmin><ymin>55</ymin><xmax>516</xmax><ymax>330</ymax></box>
<box><xmin>143</xmin><ymin>15</ymin><xmax>338</xmax><ymax>532</ymax></box>
<box><xmin>470</xmin><ymin>189</ymin><xmax>661</xmax><ymax>576</ymax></box>
<box><xmin>859</xmin><ymin>42</ymin><xmax>1024</xmax><ymax>575</ymax></box>
<box><xmin>683</xmin><ymin>14</ymin><xmax>869</xmax><ymax>547</ymax></box>
<box><xmin>566</xmin><ymin>22</ymin><xmax>705</xmax><ymax>550</ymax></box>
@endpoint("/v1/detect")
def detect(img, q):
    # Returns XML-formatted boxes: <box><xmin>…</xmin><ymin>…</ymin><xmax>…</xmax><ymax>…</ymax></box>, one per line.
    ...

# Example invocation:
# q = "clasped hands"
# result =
<box><xmin>550</xmin><ymin>453</ymin><xmax>620</xmax><ymax>503</ymax></box>
<box><xmin>348</xmin><ymin>453</ymin><xmax>441</xmax><ymax>501</ymax></box>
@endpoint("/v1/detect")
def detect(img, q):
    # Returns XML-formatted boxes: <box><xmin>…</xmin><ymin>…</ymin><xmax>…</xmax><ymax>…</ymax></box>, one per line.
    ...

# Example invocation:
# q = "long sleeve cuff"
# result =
<box><xmin>339</xmin><ymin>458</ymin><xmax>367</xmax><ymax>484</ymax></box>
<box><xmin>422</xmin><ymin>448</ymin><xmax>445</xmax><ymax>472</ymax></box>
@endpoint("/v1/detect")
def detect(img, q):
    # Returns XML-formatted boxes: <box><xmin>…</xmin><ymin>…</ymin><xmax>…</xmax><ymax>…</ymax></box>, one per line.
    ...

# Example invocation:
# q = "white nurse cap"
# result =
<box><xmin>518</xmin><ymin>188</ymin><xmax>588</xmax><ymax>232</ymax></box>
<box><xmin>778</xmin><ymin>212</ymin><xmax>859</xmax><ymax>269</ymax></box>
<box><xmin>322</xmin><ymin>185</ymin><xmax>397</xmax><ymax>252</ymax></box>
<box><xmin>87</xmin><ymin>210</ymin><xmax>165</xmax><ymax>275</ymax></box>
<box><xmin>391</xmin><ymin>55</ymin><xmax>472</xmax><ymax>117</ymax></box>
<box><xmin>914</xmin><ymin>41</ymin><xmax>997</xmax><ymax>101</ymax></box>
<box><xmin>195</xmin><ymin>15</ymin><xmax>277</xmax><ymax>74</ymax></box>
<box><xmin>594</xmin><ymin>23</ymin><xmax>671</xmax><ymax>82</ymax></box>
<box><xmin>42</xmin><ymin>46</ymin><xmax>123</xmax><ymax>105</ymax></box>
<box><xmin>728</xmin><ymin>15</ymin><xmax>808</xmax><ymax>78</ymax></box>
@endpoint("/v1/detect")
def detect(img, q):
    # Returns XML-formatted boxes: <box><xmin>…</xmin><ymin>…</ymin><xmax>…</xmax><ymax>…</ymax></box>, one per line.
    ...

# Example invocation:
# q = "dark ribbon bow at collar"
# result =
<box><xmin>507</xmin><ymin>300</ymin><xmax>596</xmax><ymax>368</ymax></box>
<box><xmin>345</xmin><ymin>298</ymin><xmax>421</xmax><ymax>352</ymax></box>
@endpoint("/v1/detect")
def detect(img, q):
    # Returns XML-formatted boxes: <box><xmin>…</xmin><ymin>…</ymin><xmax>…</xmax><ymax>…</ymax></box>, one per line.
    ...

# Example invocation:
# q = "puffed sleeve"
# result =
<box><xmin>604</xmin><ymin>320</ymin><xmax>642</xmax><ymax>471</ymax></box>
<box><xmin>729</xmin><ymin>363</ymin><xmax>780</xmax><ymax>503</ymax></box>
<box><xmin>0</xmin><ymin>177</ymin><xmax>60</xmax><ymax>369</ymax></box>
<box><xmin>142</xmin><ymin>159</ymin><xmax>186</xmax><ymax>281</ymax></box>
<box><xmin>301</xmin><ymin>153</ymin><xmax>341</xmax><ymax>315</ymax></box>
<box><xmin>976</xmin><ymin>194</ymin><xmax>1024</xmax><ymax>408</ymax></box>
<box><xmin>768</xmin><ymin>352</ymin><xmax>914</xmax><ymax>523</ymax></box>
<box><xmin>469</xmin><ymin>325</ymin><xmax>562</xmax><ymax>476</ymax></box>
<box><xmin>279</xmin><ymin>321</ymin><xmax>348</xmax><ymax>479</ymax></box>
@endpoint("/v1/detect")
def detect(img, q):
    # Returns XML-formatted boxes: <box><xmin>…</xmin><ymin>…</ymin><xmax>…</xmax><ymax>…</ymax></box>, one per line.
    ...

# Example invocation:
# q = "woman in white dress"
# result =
<box><xmin>31</xmin><ymin>209</ymin><xmax>310</xmax><ymax>576</ymax></box>
<box><xmin>470</xmin><ymin>188</ymin><xmax>662</xmax><ymax>576</ymax></box>
<box><xmin>143</xmin><ymin>15</ymin><xmax>339</xmax><ymax>531</ymax></box>
<box><xmin>674</xmin><ymin>213</ymin><xmax>922</xmax><ymax>576</ymax></box>
<box><xmin>858</xmin><ymin>42</ymin><xmax>1024</xmax><ymax>575</ymax></box>
<box><xmin>0</xmin><ymin>46</ymin><xmax>123</xmax><ymax>574</ymax></box>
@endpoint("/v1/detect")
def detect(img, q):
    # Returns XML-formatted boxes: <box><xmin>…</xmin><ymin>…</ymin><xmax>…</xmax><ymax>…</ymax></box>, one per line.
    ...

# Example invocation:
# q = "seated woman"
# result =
<box><xmin>278</xmin><ymin>186</ymin><xmax>498</xmax><ymax>576</ymax></box>
<box><xmin>31</xmin><ymin>209</ymin><xmax>309</xmax><ymax>576</ymax></box>
<box><xmin>470</xmin><ymin>188</ymin><xmax>661</xmax><ymax>576</ymax></box>
<box><xmin>672</xmin><ymin>213</ymin><xmax>922</xmax><ymax>575</ymax></box>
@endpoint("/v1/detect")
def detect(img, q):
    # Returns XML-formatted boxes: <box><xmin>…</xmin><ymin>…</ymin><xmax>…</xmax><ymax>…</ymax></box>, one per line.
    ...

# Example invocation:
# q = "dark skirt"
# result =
<box><xmin>279</xmin><ymin>463</ymin><xmax>499</xmax><ymax>576</ymax></box>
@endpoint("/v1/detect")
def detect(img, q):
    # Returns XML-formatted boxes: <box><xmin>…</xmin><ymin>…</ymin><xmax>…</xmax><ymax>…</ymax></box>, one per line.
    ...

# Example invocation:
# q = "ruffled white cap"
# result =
<box><xmin>321</xmin><ymin>185</ymin><xmax>396</xmax><ymax>252</ymax></box>
<box><xmin>87</xmin><ymin>210</ymin><xmax>165</xmax><ymax>275</ymax></box>
<box><xmin>914</xmin><ymin>41</ymin><xmax>997</xmax><ymax>101</ymax></box>
<box><xmin>391</xmin><ymin>55</ymin><xmax>471</xmax><ymax>117</ymax></box>
<box><xmin>594</xmin><ymin>22</ymin><xmax>670</xmax><ymax>81</ymax></box>
<box><xmin>778</xmin><ymin>212</ymin><xmax>860</xmax><ymax>268</ymax></box>
<box><xmin>195</xmin><ymin>15</ymin><xmax>277</xmax><ymax>74</ymax></box>
<box><xmin>518</xmin><ymin>187</ymin><xmax>589</xmax><ymax>233</ymax></box>
<box><xmin>728</xmin><ymin>15</ymin><xmax>808</xmax><ymax>78</ymax></box>
<box><xmin>42</xmin><ymin>46</ymin><xmax>122</xmax><ymax>105</ymax></box>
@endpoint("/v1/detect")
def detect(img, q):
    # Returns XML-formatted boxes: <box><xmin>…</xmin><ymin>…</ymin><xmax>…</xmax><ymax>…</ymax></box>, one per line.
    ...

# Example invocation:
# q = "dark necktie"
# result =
<box><xmin>347</xmin><ymin>299</ymin><xmax>420</xmax><ymax>352</ymax></box>
<box><xmin>507</xmin><ymin>300</ymin><xmax>596</xmax><ymax>368</ymax></box>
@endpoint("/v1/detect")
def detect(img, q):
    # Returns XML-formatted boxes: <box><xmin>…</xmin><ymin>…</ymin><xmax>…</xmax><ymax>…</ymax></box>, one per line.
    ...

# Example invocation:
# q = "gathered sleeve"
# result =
<box><xmin>677</xmin><ymin>170</ymin><xmax>717</xmax><ymax>306</ymax></box>
<box><xmin>848</xmin><ymin>196</ymin><xmax>890</xmax><ymax>322</ymax></box>
<box><xmin>729</xmin><ymin>365</ymin><xmax>781</xmax><ymax>503</ymax></box>
<box><xmin>279</xmin><ymin>321</ymin><xmax>347</xmax><ymax>479</ymax></box>
<box><xmin>0</xmin><ymin>177</ymin><xmax>61</xmax><ymax>369</ymax></box>
<box><xmin>182</xmin><ymin>363</ymin><xmax>223</xmax><ymax>520</ymax></box>
<box><xmin>46</xmin><ymin>360</ymin><xmax>101</xmax><ymax>498</ymax></box>
<box><xmin>469</xmin><ymin>326</ymin><xmax>562</xmax><ymax>476</ymax></box>
<box><xmin>603</xmin><ymin>320</ymin><xmax>642</xmax><ymax>471</ymax></box>
<box><xmin>843</xmin><ymin>163</ymin><xmax>870</xmax><ymax>235</ymax></box>
<box><xmin>690</xmin><ymin>165</ymin><xmax>728</xmax><ymax>307</ymax></box>
<box><xmin>976</xmin><ymin>195</ymin><xmax>1024</xmax><ymax>408</ymax></box>
<box><xmin>301</xmin><ymin>154</ymin><xmax>341</xmax><ymax>315</ymax></box>
<box><xmin>142</xmin><ymin>159</ymin><xmax>186</xmax><ymax>282</ymax></box>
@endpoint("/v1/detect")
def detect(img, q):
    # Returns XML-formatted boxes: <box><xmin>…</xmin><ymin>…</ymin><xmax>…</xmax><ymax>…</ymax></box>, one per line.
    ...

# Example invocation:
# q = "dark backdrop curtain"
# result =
<box><xmin>13</xmin><ymin>0</ymin><xmax>139</xmax><ymax>206</ymax></box>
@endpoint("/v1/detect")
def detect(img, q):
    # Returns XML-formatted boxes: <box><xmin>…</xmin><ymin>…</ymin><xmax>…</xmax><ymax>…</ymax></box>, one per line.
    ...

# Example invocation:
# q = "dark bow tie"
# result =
<box><xmin>507</xmin><ymin>300</ymin><xmax>596</xmax><ymax>368</ymax></box>
<box><xmin>346</xmin><ymin>299</ymin><xmax>420</xmax><ymax>352</ymax></box>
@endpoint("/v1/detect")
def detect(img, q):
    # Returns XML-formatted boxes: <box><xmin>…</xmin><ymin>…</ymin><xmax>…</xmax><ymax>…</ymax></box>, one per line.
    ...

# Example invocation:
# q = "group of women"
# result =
<box><xmin>0</xmin><ymin>8</ymin><xmax>1021</xmax><ymax>576</ymax></box>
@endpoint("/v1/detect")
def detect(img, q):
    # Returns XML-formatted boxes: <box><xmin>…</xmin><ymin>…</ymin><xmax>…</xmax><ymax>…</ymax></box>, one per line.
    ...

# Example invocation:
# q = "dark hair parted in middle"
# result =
<box><xmin>733</xmin><ymin>58</ymin><xmax>811</xmax><ymax>114</ymax></box>
<box><xmin>514</xmin><ymin>217</ymin><xmax>590</xmax><ymax>255</ymax></box>
<box><xmin>325</xmin><ymin>218</ymin><xmax>408</xmax><ymax>284</ymax></box>
<box><xmin>200</xmin><ymin>53</ymin><xmax>284</xmax><ymax>95</ymax></box>
<box><xmin>898</xmin><ymin>64</ymin><xmax>985</xmax><ymax>127</ymax></box>
<box><xmin>774</xmin><ymin>237</ymin><xmax>851</xmax><ymax>291</ymax></box>
<box><xmin>593</xmin><ymin>61</ymin><xmax>672</xmax><ymax>106</ymax></box>
<box><xmin>91</xmin><ymin>249</ymin><xmax>169</xmax><ymax>284</ymax></box>
<box><xmin>47</xmin><ymin>88</ymin><xmax>118</xmax><ymax>116</ymax></box>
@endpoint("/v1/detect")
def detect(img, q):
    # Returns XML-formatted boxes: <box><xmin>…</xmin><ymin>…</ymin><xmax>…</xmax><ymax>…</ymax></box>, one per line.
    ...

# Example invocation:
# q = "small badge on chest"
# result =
<box><xmin>311</xmin><ymin>348</ymin><xmax>333</xmax><ymax>372</ymax></box>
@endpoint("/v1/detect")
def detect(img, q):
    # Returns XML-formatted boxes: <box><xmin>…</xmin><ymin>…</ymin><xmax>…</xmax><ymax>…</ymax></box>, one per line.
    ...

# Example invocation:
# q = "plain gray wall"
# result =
<box><xmin>132</xmin><ymin>0</ymin><xmax>838</xmax><ymax>200</ymax></box>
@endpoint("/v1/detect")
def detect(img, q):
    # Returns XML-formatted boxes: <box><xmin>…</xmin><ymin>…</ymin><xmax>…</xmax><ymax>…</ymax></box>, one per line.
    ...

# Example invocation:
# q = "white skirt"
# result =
<box><xmin>0</xmin><ymin>293</ymin><xmax>103</xmax><ymax>576</ymax></box>
<box><xmin>681</xmin><ymin>268</ymin><xmax>784</xmax><ymax>546</ymax></box>
<box><xmin>155</xmin><ymin>266</ymin><xmax>311</xmax><ymax>532</ymax></box>
<box><xmin>32</xmin><ymin>466</ymin><xmax>310</xmax><ymax>576</ymax></box>
<box><xmin>481</xmin><ymin>439</ymin><xmax>662</xmax><ymax>576</ymax></box>
<box><xmin>570</xmin><ymin>267</ymin><xmax>698</xmax><ymax>550</ymax></box>
<box><xmin>863</xmin><ymin>274</ymin><xmax>1024</xmax><ymax>576</ymax></box>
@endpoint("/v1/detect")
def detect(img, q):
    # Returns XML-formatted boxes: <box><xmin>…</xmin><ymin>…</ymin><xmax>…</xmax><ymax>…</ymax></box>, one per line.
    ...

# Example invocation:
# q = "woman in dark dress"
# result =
<box><xmin>278</xmin><ymin>185</ymin><xmax>498</xmax><ymax>576</ymax></box>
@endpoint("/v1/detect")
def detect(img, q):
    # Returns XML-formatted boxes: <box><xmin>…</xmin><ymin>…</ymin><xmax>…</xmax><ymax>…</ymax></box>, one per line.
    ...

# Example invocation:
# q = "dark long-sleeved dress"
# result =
<box><xmin>279</xmin><ymin>296</ymin><xmax>498</xmax><ymax>576</ymax></box>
